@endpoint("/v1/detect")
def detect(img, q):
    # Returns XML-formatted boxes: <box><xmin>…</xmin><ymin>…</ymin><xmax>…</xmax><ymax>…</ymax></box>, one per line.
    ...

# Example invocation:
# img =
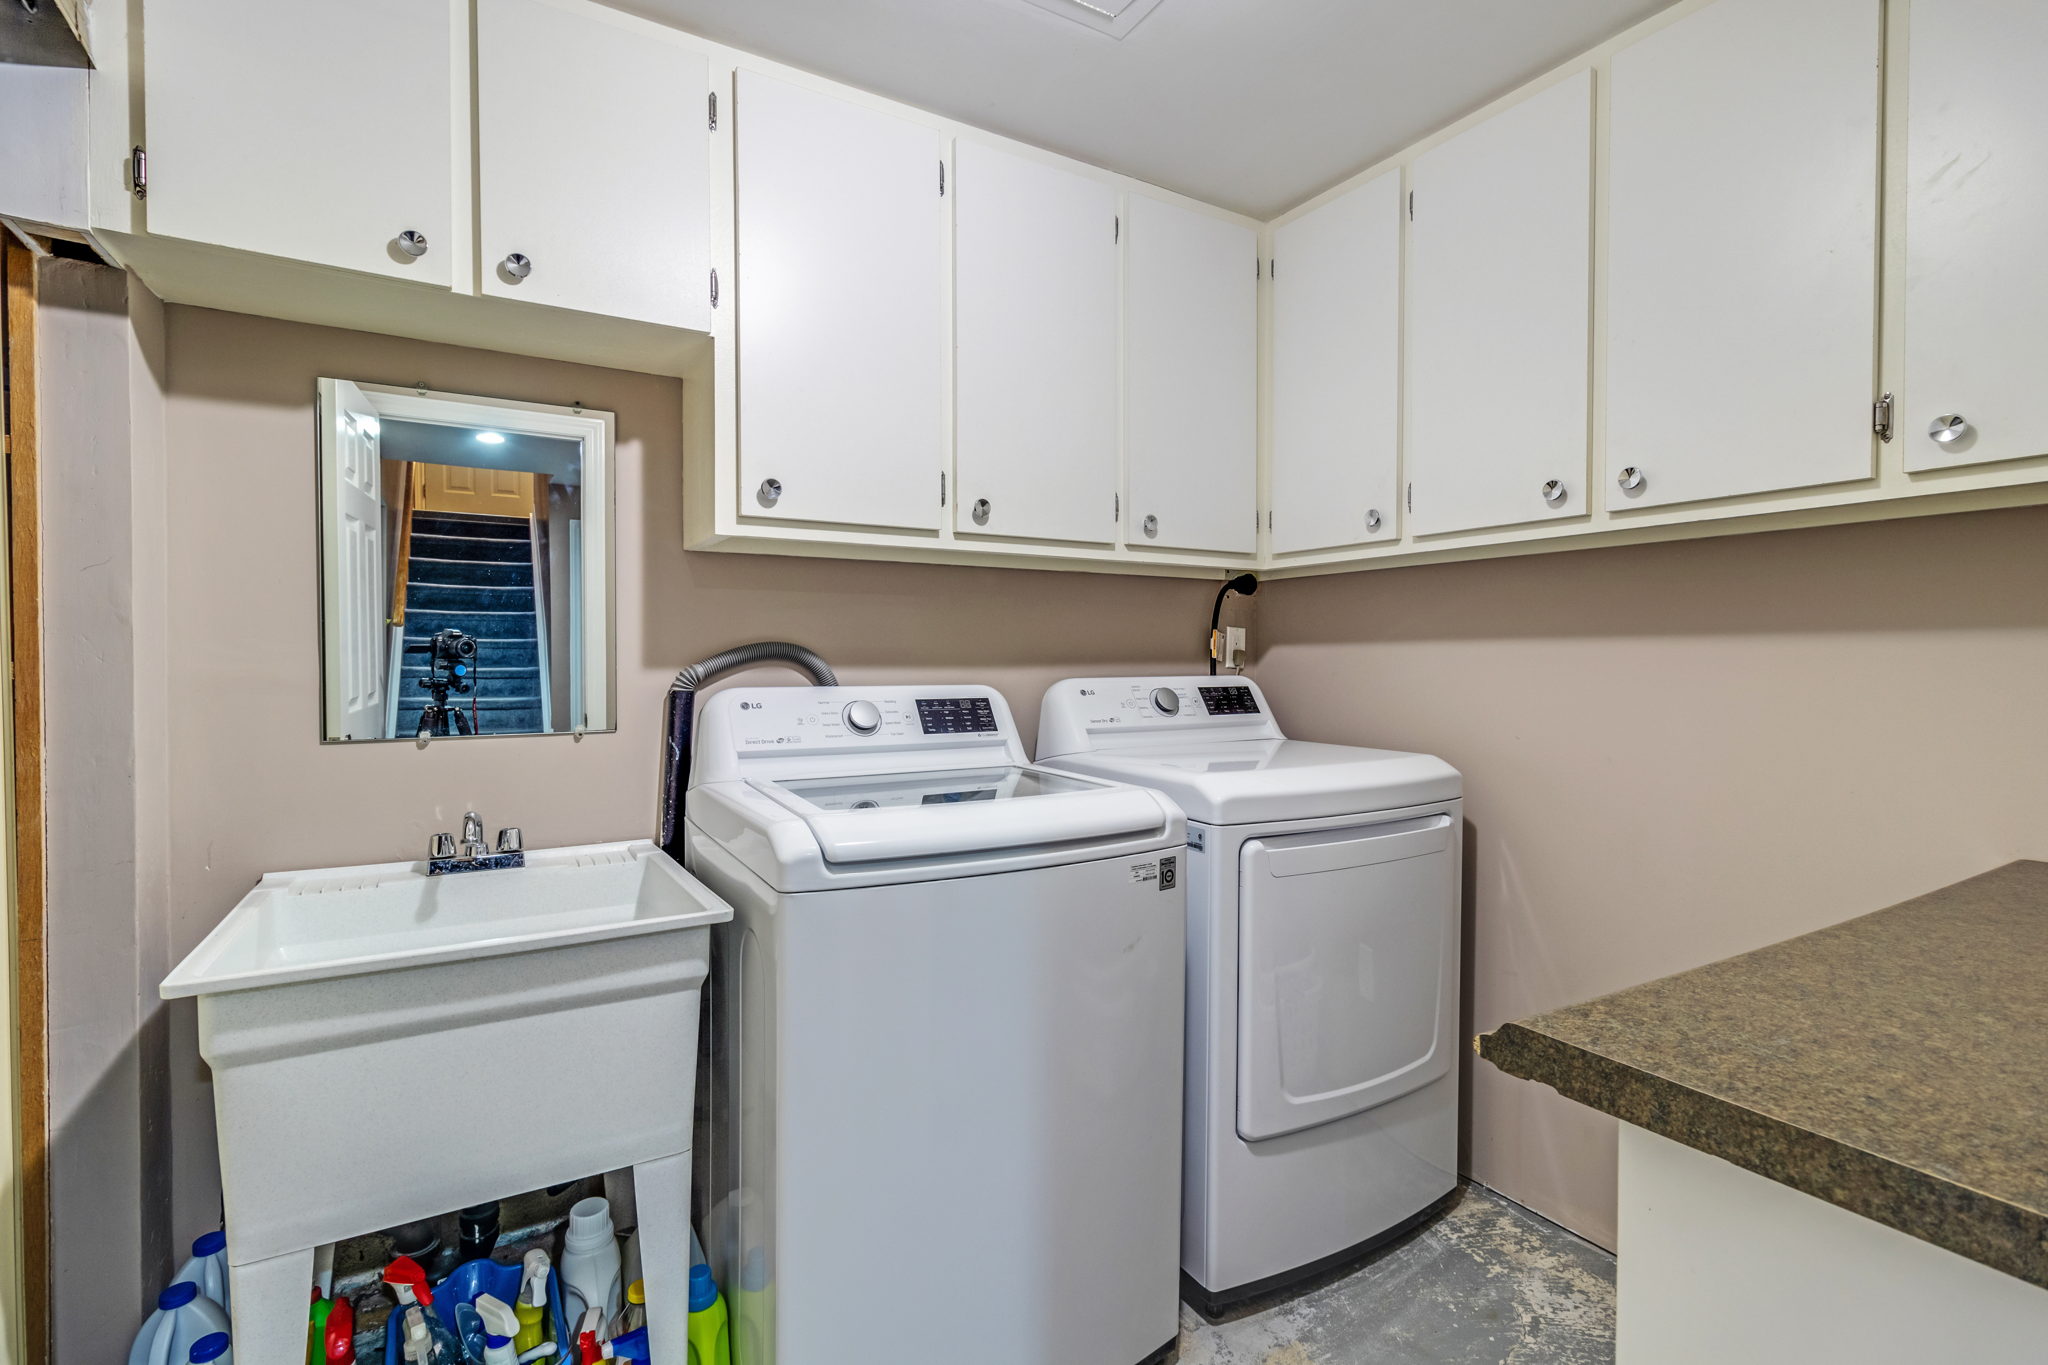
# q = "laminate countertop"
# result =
<box><xmin>1478</xmin><ymin>861</ymin><xmax>2048</xmax><ymax>1289</ymax></box>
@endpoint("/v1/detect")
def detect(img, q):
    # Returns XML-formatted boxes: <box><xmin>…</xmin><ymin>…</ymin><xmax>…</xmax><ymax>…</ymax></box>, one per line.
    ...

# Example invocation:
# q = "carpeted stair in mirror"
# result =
<box><xmin>397</xmin><ymin>511</ymin><xmax>546</xmax><ymax>734</ymax></box>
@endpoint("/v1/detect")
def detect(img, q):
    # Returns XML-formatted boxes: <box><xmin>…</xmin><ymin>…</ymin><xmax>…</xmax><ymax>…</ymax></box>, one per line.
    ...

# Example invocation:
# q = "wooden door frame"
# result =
<box><xmin>3</xmin><ymin>227</ymin><xmax>49</xmax><ymax>1365</ymax></box>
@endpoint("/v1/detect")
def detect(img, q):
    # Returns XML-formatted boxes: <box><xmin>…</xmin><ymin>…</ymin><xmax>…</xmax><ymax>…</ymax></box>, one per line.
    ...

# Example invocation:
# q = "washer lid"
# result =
<box><xmin>1043</xmin><ymin>739</ymin><xmax>1461</xmax><ymax>825</ymax></box>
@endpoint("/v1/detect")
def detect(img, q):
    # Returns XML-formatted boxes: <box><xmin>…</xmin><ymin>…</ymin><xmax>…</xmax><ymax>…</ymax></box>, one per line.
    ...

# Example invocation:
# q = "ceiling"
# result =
<box><xmin>611</xmin><ymin>0</ymin><xmax>1676</xmax><ymax>217</ymax></box>
<box><xmin>382</xmin><ymin>421</ymin><xmax>585</xmax><ymax>486</ymax></box>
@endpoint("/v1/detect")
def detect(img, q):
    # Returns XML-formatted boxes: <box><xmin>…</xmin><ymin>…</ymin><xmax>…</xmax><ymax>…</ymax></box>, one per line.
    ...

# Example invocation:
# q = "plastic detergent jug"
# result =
<box><xmin>174</xmin><ymin>1231</ymin><xmax>231</xmax><ymax>1314</ymax></box>
<box><xmin>686</xmin><ymin>1263</ymin><xmax>731</xmax><ymax>1365</ymax></box>
<box><xmin>129</xmin><ymin>1282</ymin><xmax>231</xmax><ymax>1365</ymax></box>
<box><xmin>514</xmin><ymin>1249</ymin><xmax>551</xmax><ymax>1356</ymax></box>
<box><xmin>187</xmin><ymin>1331</ymin><xmax>231</xmax><ymax>1364</ymax></box>
<box><xmin>557</xmin><ymin>1197</ymin><xmax>624</xmax><ymax>1331</ymax></box>
<box><xmin>473</xmin><ymin>1294</ymin><xmax>521</xmax><ymax>1365</ymax></box>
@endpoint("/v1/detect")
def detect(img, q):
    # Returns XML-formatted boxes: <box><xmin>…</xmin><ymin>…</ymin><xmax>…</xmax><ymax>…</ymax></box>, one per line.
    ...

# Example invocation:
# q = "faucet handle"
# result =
<box><xmin>496</xmin><ymin>827</ymin><xmax>523</xmax><ymax>854</ymax></box>
<box><xmin>430</xmin><ymin>832</ymin><xmax>456</xmax><ymax>860</ymax></box>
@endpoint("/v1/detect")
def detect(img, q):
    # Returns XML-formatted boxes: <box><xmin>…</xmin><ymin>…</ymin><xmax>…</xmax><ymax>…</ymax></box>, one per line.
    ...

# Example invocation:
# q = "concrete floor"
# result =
<box><xmin>1175</xmin><ymin>1183</ymin><xmax>1616</xmax><ymax>1365</ymax></box>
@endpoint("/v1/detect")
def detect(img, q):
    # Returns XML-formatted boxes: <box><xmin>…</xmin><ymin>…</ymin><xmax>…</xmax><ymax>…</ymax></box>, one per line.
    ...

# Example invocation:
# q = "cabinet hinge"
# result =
<box><xmin>1267</xmin><ymin>510</ymin><xmax>1273</xmax><ymax>531</ymax></box>
<box><xmin>1114</xmin><ymin>492</ymin><xmax>1120</xmax><ymax>521</ymax></box>
<box><xmin>1406</xmin><ymin>482</ymin><xmax>1413</xmax><ymax>512</ymax></box>
<box><xmin>129</xmin><ymin>146</ymin><xmax>146</xmax><ymax>199</ymax></box>
<box><xmin>1873</xmin><ymin>392</ymin><xmax>1895</xmax><ymax>443</ymax></box>
<box><xmin>1408</xmin><ymin>191</ymin><xmax>1414</xmax><ymax>221</ymax></box>
<box><xmin>709</xmin><ymin>268</ymin><xmax>719</xmax><ymax>309</ymax></box>
<box><xmin>1114</xmin><ymin>215</ymin><xmax>1120</xmax><ymax>244</ymax></box>
<box><xmin>939</xmin><ymin>161</ymin><xmax>946</xmax><ymax>197</ymax></box>
<box><xmin>709</xmin><ymin>92</ymin><xmax>718</xmax><ymax>132</ymax></box>
<box><xmin>940</xmin><ymin>471</ymin><xmax>947</xmax><ymax>507</ymax></box>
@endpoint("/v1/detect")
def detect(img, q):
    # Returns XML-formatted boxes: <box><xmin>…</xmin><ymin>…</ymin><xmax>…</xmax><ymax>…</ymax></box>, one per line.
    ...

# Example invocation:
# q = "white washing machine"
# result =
<box><xmin>1038</xmin><ymin>676</ymin><xmax>1463</xmax><ymax>1311</ymax></box>
<box><xmin>684</xmin><ymin>684</ymin><xmax>1186</xmax><ymax>1365</ymax></box>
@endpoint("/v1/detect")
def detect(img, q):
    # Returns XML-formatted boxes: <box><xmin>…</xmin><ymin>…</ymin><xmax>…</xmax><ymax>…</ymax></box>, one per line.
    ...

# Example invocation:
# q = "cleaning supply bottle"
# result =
<box><xmin>557</xmin><ymin>1197</ymin><xmax>624</xmax><ymax>1331</ymax></box>
<box><xmin>687</xmin><ymin>1263</ymin><xmax>731</xmax><ymax>1365</ymax></box>
<box><xmin>458</xmin><ymin>1202</ymin><xmax>501</xmax><ymax>1264</ymax></box>
<box><xmin>400</xmin><ymin>1307</ymin><xmax>461</xmax><ymax>1365</ymax></box>
<box><xmin>514</xmin><ymin>1249</ymin><xmax>552</xmax><ymax>1357</ymax></box>
<box><xmin>129</xmin><ymin>1282</ymin><xmax>232</xmax><ymax>1365</ymax></box>
<box><xmin>174</xmin><ymin>1231</ymin><xmax>232</xmax><ymax>1314</ymax></box>
<box><xmin>473</xmin><ymin>1294</ymin><xmax>522</xmax><ymax>1365</ymax></box>
<box><xmin>322</xmin><ymin>1294</ymin><xmax>354</xmax><ymax>1364</ymax></box>
<box><xmin>573</xmin><ymin>1308</ymin><xmax>606</xmax><ymax>1365</ymax></box>
<box><xmin>610</xmin><ymin>1279</ymin><xmax>647</xmax><ymax>1339</ymax></box>
<box><xmin>187</xmin><ymin>1331</ymin><xmax>231</xmax><ymax>1364</ymax></box>
<box><xmin>306</xmin><ymin>1295</ymin><xmax>333</xmax><ymax>1364</ymax></box>
<box><xmin>383</xmin><ymin>1257</ymin><xmax>463</xmax><ymax>1363</ymax></box>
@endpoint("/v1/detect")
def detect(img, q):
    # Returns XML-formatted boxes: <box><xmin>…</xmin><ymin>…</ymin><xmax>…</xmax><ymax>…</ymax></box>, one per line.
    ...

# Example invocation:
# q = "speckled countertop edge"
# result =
<box><xmin>1478</xmin><ymin>865</ymin><xmax>2048</xmax><ymax>1291</ymax></box>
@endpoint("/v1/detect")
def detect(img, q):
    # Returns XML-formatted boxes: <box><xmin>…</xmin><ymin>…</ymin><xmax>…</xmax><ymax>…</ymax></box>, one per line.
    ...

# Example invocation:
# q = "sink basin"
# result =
<box><xmin>160</xmin><ymin>839</ymin><xmax>731</xmax><ymax>1365</ymax></box>
<box><xmin>162</xmin><ymin>839</ymin><xmax>730</xmax><ymax>997</ymax></box>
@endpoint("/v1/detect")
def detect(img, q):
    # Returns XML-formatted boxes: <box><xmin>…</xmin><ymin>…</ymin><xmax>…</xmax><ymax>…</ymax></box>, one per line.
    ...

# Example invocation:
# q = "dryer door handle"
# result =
<box><xmin>1261</xmin><ymin>815</ymin><xmax>1453</xmax><ymax>879</ymax></box>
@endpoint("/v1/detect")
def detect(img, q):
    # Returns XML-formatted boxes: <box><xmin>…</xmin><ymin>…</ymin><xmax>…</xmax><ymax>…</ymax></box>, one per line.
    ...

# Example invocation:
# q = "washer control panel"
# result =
<box><xmin>696</xmin><ymin>686</ymin><xmax>1030</xmax><ymax>782</ymax></box>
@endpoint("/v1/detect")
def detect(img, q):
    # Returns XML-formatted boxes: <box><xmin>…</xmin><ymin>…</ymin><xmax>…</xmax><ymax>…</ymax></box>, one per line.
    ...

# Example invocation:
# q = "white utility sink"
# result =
<box><xmin>161</xmin><ymin>840</ymin><xmax>731</xmax><ymax>1365</ymax></box>
<box><xmin>162</xmin><ymin>839</ymin><xmax>730</xmax><ymax>997</ymax></box>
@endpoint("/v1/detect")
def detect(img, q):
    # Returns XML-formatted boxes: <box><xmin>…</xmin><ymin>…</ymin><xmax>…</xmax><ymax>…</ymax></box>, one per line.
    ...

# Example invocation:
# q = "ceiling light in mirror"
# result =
<box><xmin>474</xmin><ymin>430</ymin><xmax>506</xmax><ymax>444</ymax></box>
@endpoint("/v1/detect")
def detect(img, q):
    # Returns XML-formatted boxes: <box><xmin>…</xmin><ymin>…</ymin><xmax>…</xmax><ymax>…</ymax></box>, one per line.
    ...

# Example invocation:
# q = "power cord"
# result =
<box><xmin>1208</xmin><ymin>574</ymin><xmax>1259</xmax><ymax>675</ymax></box>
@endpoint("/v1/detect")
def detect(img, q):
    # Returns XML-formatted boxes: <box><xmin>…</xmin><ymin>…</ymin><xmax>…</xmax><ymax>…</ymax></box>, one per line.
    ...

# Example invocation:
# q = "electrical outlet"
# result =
<box><xmin>1223</xmin><ymin>626</ymin><xmax>1248</xmax><ymax>670</ymax></box>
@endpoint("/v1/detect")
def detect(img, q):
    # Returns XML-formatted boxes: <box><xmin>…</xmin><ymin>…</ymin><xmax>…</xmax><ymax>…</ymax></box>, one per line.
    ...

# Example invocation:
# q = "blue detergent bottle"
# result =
<box><xmin>128</xmin><ymin>1283</ymin><xmax>230</xmax><ymax>1365</ymax></box>
<box><xmin>174</xmin><ymin>1231</ymin><xmax>231</xmax><ymax>1314</ymax></box>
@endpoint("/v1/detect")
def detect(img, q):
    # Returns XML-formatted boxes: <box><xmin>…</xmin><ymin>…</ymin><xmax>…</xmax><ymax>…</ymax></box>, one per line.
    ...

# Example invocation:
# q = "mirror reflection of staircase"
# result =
<box><xmin>395</xmin><ymin>511</ymin><xmax>546</xmax><ymax>734</ymax></box>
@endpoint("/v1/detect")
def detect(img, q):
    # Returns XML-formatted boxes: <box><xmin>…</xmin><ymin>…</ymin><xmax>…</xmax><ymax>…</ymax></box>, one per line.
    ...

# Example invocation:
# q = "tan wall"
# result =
<box><xmin>1254</xmin><ymin>507</ymin><xmax>2048</xmax><ymax>1248</ymax></box>
<box><xmin>156</xmin><ymin>305</ymin><xmax>1229</xmax><ymax>1240</ymax></box>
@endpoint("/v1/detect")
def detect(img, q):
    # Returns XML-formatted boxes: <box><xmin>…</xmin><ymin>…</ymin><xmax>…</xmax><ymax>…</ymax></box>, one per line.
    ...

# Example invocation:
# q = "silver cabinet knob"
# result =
<box><xmin>1141</xmin><ymin>514</ymin><xmax>1158</xmax><ymax>538</ymax></box>
<box><xmin>396</xmin><ymin>230</ymin><xmax>428</xmax><ymax>258</ymax></box>
<box><xmin>1365</xmin><ymin>508</ymin><xmax>1383</xmax><ymax>533</ymax></box>
<box><xmin>1542</xmin><ymin>479</ymin><xmax>1568</xmax><ymax>506</ymax></box>
<box><xmin>502</xmin><ymin>252</ymin><xmax>532</xmax><ymax>280</ymax></box>
<box><xmin>1150</xmin><ymin>687</ymin><xmax>1180</xmax><ymax>716</ymax></box>
<box><xmin>842</xmin><ymin>699</ymin><xmax>882</xmax><ymax>736</ymax></box>
<box><xmin>971</xmin><ymin>498</ymin><xmax>992</xmax><ymax>526</ymax></box>
<box><xmin>757</xmin><ymin>478</ymin><xmax>782</xmax><ymax>507</ymax></box>
<box><xmin>1617</xmin><ymin>466</ymin><xmax>1645</xmax><ymax>492</ymax></box>
<box><xmin>1928</xmin><ymin>414</ymin><xmax>1972</xmax><ymax>445</ymax></box>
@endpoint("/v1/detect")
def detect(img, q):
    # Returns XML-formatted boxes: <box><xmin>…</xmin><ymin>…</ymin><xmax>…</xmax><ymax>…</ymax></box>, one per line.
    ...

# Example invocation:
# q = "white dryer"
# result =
<box><xmin>1038</xmin><ymin>676</ymin><xmax>1462</xmax><ymax>1311</ymax></box>
<box><xmin>685</xmin><ymin>684</ymin><xmax>1187</xmax><ymax>1365</ymax></box>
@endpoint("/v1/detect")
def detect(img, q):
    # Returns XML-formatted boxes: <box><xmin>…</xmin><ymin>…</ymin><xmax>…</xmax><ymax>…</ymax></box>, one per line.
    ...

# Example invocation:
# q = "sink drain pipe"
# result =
<box><xmin>659</xmin><ymin>642</ymin><xmax>838</xmax><ymax>859</ymax></box>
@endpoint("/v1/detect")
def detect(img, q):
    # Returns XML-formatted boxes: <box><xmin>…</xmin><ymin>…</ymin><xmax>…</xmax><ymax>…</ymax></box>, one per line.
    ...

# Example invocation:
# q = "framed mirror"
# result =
<box><xmin>317</xmin><ymin>381</ymin><xmax>614</xmax><ymax>742</ymax></box>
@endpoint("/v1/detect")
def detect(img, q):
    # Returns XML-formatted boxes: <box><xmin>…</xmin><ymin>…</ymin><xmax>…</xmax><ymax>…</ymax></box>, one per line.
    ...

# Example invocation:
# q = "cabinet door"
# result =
<box><xmin>478</xmin><ymin>0</ymin><xmax>710</xmax><ymax>330</ymax></box>
<box><xmin>1268</xmin><ymin>170</ymin><xmax>1402</xmax><ymax>555</ymax></box>
<box><xmin>143</xmin><ymin>0</ymin><xmax>453</xmax><ymax>285</ymax></box>
<box><xmin>1125</xmin><ymin>198</ymin><xmax>1257</xmax><ymax>555</ymax></box>
<box><xmin>1904</xmin><ymin>0</ymin><xmax>2048</xmax><ymax>472</ymax></box>
<box><xmin>735</xmin><ymin>72</ymin><xmax>946</xmax><ymax>532</ymax></box>
<box><xmin>954</xmin><ymin>142</ymin><xmax>1119</xmax><ymax>544</ymax></box>
<box><xmin>1609</xmin><ymin>0</ymin><xmax>1880</xmax><ymax>508</ymax></box>
<box><xmin>1406</xmin><ymin>73</ymin><xmax>1592</xmax><ymax>536</ymax></box>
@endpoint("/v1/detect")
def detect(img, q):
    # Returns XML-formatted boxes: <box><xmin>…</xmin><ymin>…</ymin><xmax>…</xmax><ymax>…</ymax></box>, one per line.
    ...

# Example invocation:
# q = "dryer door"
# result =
<box><xmin>1237</xmin><ymin>814</ymin><xmax>1456</xmax><ymax>1141</ymax></box>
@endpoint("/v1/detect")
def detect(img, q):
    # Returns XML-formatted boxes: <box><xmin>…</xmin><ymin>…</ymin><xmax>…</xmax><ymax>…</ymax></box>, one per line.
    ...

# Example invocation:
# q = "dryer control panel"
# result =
<box><xmin>1036</xmin><ymin>676</ymin><xmax>1287</xmax><ymax>758</ymax></box>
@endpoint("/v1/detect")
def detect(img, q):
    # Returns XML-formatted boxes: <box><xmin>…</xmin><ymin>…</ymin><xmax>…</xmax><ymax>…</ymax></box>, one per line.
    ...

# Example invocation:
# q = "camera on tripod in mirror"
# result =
<box><xmin>405</xmin><ymin>628</ymin><xmax>479</xmax><ymax>738</ymax></box>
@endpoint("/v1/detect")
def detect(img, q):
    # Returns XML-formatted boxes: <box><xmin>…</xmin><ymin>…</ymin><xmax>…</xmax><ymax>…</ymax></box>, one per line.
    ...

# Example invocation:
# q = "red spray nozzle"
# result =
<box><xmin>382</xmin><ymin>1254</ymin><xmax>434</xmax><ymax>1307</ymax></box>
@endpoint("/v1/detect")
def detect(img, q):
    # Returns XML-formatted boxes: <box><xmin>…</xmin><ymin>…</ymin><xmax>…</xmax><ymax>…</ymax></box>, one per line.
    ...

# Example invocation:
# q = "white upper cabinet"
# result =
<box><xmin>734</xmin><ymin>72</ymin><xmax>947</xmax><ymax>533</ymax></box>
<box><xmin>1268</xmin><ymin>170</ymin><xmax>1402</xmax><ymax>556</ymax></box>
<box><xmin>1608</xmin><ymin>0</ymin><xmax>1881</xmax><ymax>509</ymax></box>
<box><xmin>1406</xmin><ymin>73</ymin><xmax>1593</xmax><ymax>537</ymax></box>
<box><xmin>1904</xmin><ymin>0</ymin><xmax>2048</xmax><ymax>473</ymax></box>
<box><xmin>953</xmin><ymin>142</ymin><xmax>1120</xmax><ymax>544</ymax></box>
<box><xmin>143</xmin><ymin>0</ymin><xmax>454</xmax><ymax>285</ymax></box>
<box><xmin>477</xmin><ymin>0</ymin><xmax>711</xmax><ymax>330</ymax></box>
<box><xmin>1124</xmin><ymin>197</ymin><xmax>1258</xmax><ymax>556</ymax></box>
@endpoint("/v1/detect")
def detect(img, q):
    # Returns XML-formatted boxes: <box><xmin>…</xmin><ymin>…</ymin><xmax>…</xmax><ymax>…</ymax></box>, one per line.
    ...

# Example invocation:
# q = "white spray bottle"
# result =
<box><xmin>474</xmin><ymin>1294</ymin><xmax>521</xmax><ymax>1365</ymax></box>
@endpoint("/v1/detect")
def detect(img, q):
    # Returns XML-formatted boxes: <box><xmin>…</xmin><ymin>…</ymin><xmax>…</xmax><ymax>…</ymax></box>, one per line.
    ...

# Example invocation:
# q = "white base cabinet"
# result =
<box><xmin>1606</xmin><ymin>0</ymin><xmax>1881</xmax><ymax>509</ymax></box>
<box><xmin>1405</xmin><ymin>72</ymin><xmax>1593</xmax><ymax>537</ymax></box>
<box><xmin>1904</xmin><ymin>0</ymin><xmax>2048</xmax><ymax>473</ymax></box>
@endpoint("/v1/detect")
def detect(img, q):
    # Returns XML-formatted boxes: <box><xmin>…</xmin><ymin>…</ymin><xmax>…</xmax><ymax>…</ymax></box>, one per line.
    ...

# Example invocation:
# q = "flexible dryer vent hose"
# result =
<box><xmin>659</xmin><ymin>642</ymin><xmax>838</xmax><ymax>858</ymax></box>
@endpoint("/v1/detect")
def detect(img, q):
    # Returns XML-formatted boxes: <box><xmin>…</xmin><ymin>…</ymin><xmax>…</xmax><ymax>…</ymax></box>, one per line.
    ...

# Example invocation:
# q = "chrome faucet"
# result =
<box><xmin>428</xmin><ymin>811</ymin><xmax>526</xmax><ymax>875</ymax></box>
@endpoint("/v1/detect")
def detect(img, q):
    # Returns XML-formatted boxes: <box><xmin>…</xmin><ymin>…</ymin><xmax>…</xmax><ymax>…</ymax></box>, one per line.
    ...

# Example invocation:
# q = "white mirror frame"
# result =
<box><xmin>316</xmin><ymin>380</ymin><xmax>616</xmax><ymax>742</ymax></box>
